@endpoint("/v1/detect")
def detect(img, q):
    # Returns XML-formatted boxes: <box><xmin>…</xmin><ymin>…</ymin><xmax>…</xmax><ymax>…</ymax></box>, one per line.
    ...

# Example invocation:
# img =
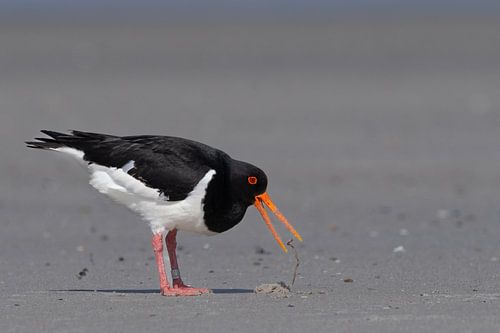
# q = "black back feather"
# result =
<box><xmin>27</xmin><ymin>130</ymin><xmax>229</xmax><ymax>202</ymax></box>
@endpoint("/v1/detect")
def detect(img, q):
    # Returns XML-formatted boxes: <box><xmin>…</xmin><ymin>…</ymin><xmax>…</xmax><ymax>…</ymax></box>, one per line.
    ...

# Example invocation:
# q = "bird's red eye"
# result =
<box><xmin>248</xmin><ymin>176</ymin><xmax>258</xmax><ymax>185</ymax></box>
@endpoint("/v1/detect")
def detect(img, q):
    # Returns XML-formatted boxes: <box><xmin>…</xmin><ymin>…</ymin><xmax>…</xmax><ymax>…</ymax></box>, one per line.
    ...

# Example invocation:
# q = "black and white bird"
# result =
<box><xmin>27</xmin><ymin>130</ymin><xmax>302</xmax><ymax>296</ymax></box>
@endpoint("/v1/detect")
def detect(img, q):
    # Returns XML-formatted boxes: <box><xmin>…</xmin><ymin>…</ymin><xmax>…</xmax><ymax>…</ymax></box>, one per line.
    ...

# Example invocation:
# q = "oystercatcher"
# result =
<box><xmin>27</xmin><ymin>130</ymin><xmax>302</xmax><ymax>296</ymax></box>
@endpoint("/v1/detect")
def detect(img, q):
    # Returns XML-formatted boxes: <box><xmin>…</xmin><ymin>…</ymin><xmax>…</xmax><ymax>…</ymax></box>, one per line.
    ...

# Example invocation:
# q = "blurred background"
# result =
<box><xmin>2</xmin><ymin>1</ymin><xmax>500</xmax><ymax>331</ymax></box>
<box><xmin>2</xmin><ymin>0</ymin><xmax>500</xmax><ymax>204</ymax></box>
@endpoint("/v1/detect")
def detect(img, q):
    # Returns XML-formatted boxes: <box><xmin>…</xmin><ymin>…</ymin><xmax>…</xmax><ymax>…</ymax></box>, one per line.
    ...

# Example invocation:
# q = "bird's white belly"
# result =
<box><xmin>88</xmin><ymin>164</ymin><xmax>217</xmax><ymax>235</ymax></box>
<box><xmin>54</xmin><ymin>147</ymin><xmax>216</xmax><ymax>235</ymax></box>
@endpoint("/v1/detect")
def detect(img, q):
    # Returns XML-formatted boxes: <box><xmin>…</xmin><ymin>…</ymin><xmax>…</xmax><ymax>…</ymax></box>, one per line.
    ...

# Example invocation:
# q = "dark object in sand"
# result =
<box><xmin>77</xmin><ymin>268</ymin><xmax>89</xmax><ymax>279</ymax></box>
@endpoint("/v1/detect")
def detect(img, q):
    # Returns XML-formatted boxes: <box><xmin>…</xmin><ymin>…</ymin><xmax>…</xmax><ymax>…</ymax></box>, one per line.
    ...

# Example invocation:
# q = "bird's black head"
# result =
<box><xmin>229</xmin><ymin>159</ymin><xmax>268</xmax><ymax>206</ymax></box>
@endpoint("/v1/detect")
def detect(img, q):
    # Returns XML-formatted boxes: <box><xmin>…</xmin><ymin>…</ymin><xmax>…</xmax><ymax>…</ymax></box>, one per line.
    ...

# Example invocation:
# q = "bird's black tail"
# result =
<box><xmin>26</xmin><ymin>130</ymin><xmax>69</xmax><ymax>149</ymax></box>
<box><xmin>26</xmin><ymin>130</ymin><xmax>116</xmax><ymax>150</ymax></box>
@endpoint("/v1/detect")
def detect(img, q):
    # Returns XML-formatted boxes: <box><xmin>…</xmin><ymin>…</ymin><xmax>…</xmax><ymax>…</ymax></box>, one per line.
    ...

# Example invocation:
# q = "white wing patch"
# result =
<box><xmin>89</xmin><ymin>164</ymin><xmax>161</xmax><ymax>199</ymax></box>
<box><xmin>52</xmin><ymin>146</ymin><xmax>216</xmax><ymax>235</ymax></box>
<box><xmin>122</xmin><ymin>160</ymin><xmax>135</xmax><ymax>173</ymax></box>
<box><xmin>54</xmin><ymin>147</ymin><xmax>85</xmax><ymax>161</ymax></box>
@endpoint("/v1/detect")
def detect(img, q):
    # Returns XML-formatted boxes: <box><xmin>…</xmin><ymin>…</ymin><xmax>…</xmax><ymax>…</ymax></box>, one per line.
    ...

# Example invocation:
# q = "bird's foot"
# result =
<box><xmin>160</xmin><ymin>285</ymin><xmax>211</xmax><ymax>297</ymax></box>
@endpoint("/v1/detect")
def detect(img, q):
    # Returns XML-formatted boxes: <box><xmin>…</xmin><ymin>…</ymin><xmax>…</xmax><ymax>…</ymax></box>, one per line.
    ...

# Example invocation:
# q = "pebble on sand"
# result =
<box><xmin>393</xmin><ymin>246</ymin><xmax>406</xmax><ymax>253</ymax></box>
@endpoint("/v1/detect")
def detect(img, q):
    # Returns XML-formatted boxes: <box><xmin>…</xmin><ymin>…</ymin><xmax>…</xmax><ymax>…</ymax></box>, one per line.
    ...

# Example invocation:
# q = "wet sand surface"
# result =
<box><xmin>1</xmin><ymin>16</ymin><xmax>500</xmax><ymax>332</ymax></box>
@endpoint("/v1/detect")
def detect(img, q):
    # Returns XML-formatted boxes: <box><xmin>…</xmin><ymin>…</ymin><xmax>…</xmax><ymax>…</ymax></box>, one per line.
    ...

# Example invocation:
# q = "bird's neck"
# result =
<box><xmin>202</xmin><ymin>169</ymin><xmax>250</xmax><ymax>233</ymax></box>
<box><xmin>204</xmin><ymin>194</ymin><xmax>249</xmax><ymax>233</ymax></box>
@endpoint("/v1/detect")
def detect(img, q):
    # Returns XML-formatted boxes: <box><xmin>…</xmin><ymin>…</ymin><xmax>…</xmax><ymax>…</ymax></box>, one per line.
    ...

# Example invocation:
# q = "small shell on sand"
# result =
<box><xmin>254</xmin><ymin>282</ymin><xmax>291</xmax><ymax>298</ymax></box>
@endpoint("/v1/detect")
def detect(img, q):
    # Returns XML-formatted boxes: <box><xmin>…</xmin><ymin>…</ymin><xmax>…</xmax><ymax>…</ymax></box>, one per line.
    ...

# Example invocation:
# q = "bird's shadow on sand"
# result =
<box><xmin>51</xmin><ymin>288</ymin><xmax>254</xmax><ymax>295</ymax></box>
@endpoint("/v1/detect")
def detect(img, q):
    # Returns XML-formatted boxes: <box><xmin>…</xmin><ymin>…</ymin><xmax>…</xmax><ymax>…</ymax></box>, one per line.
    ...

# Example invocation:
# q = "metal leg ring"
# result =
<box><xmin>171</xmin><ymin>268</ymin><xmax>181</xmax><ymax>280</ymax></box>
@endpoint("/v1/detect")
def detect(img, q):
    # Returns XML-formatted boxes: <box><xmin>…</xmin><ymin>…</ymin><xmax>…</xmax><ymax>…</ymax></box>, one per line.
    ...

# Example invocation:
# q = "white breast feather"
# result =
<box><xmin>54</xmin><ymin>147</ymin><xmax>217</xmax><ymax>235</ymax></box>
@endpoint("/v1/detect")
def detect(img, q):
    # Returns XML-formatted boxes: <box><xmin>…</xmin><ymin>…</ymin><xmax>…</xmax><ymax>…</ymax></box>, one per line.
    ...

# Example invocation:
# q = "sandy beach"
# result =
<box><xmin>1</xmin><ymin>15</ymin><xmax>500</xmax><ymax>332</ymax></box>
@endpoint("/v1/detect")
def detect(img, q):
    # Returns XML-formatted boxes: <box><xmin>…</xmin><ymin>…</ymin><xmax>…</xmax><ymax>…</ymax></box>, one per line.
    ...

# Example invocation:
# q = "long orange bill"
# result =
<box><xmin>254</xmin><ymin>192</ymin><xmax>303</xmax><ymax>253</ymax></box>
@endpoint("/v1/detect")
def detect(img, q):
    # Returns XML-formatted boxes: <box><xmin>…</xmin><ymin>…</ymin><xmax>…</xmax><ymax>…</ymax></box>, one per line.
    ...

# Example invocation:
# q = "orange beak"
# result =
<box><xmin>254</xmin><ymin>192</ymin><xmax>303</xmax><ymax>253</ymax></box>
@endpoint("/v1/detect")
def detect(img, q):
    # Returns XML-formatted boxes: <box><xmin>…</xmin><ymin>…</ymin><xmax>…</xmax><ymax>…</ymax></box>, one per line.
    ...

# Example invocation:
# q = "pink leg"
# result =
<box><xmin>151</xmin><ymin>233</ymin><xmax>170</xmax><ymax>295</ymax></box>
<box><xmin>165</xmin><ymin>229</ymin><xmax>211</xmax><ymax>296</ymax></box>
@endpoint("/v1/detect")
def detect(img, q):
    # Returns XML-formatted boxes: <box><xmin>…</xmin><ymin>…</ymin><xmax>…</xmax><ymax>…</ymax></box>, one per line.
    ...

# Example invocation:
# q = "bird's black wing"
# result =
<box><xmin>27</xmin><ymin>130</ymin><xmax>226</xmax><ymax>201</ymax></box>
